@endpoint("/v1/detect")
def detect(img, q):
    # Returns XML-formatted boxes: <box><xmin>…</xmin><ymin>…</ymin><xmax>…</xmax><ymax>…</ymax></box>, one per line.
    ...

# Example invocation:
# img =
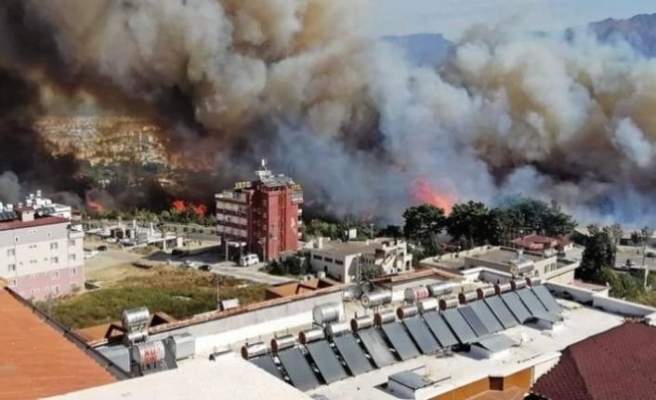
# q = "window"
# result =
<box><xmin>50</xmin><ymin>242</ymin><xmax>58</xmax><ymax>250</ymax></box>
<box><xmin>324</xmin><ymin>257</ymin><xmax>334</xmax><ymax>263</ymax></box>
<box><xmin>29</xmin><ymin>244</ymin><xmax>37</xmax><ymax>249</ymax></box>
<box><xmin>9</xmin><ymin>280</ymin><xmax>16</xmax><ymax>287</ymax></box>
<box><xmin>70</xmin><ymin>283</ymin><xmax>78</xmax><ymax>290</ymax></box>
<box><xmin>6</xmin><ymin>249</ymin><xmax>15</xmax><ymax>257</ymax></box>
<box><xmin>30</xmin><ymin>260</ymin><xmax>37</xmax><ymax>264</ymax></box>
<box><xmin>51</xmin><ymin>271</ymin><xmax>60</xmax><ymax>279</ymax></box>
<box><xmin>69</xmin><ymin>268</ymin><xmax>77</xmax><ymax>277</ymax></box>
<box><xmin>7</xmin><ymin>264</ymin><xmax>16</xmax><ymax>272</ymax></box>
<box><xmin>14</xmin><ymin>236</ymin><xmax>19</xmax><ymax>243</ymax></box>
<box><xmin>52</xmin><ymin>285</ymin><xmax>60</xmax><ymax>294</ymax></box>
<box><xmin>69</xmin><ymin>254</ymin><xmax>76</xmax><ymax>261</ymax></box>
<box><xmin>335</xmin><ymin>260</ymin><xmax>344</xmax><ymax>265</ymax></box>
<box><xmin>68</xmin><ymin>239</ymin><xmax>75</xmax><ymax>246</ymax></box>
<box><xmin>50</xmin><ymin>257</ymin><xmax>59</xmax><ymax>264</ymax></box>
<box><xmin>313</xmin><ymin>255</ymin><xmax>323</xmax><ymax>261</ymax></box>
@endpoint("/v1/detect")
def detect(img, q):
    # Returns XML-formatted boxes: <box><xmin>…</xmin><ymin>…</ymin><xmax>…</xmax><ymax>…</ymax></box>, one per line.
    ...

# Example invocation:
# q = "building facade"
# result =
<box><xmin>215</xmin><ymin>161</ymin><xmax>303</xmax><ymax>261</ymax></box>
<box><xmin>0</xmin><ymin>202</ymin><xmax>84</xmax><ymax>300</ymax></box>
<box><xmin>306</xmin><ymin>238</ymin><xmax>413</xmax><ymax>283</ymax></box>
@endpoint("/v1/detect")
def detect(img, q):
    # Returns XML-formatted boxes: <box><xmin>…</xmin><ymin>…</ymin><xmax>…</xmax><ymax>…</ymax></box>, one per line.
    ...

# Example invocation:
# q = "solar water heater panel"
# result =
<box><xmin>500</xmin><ymin>292</ymin><xmax>532</xmax><ymax>323</ymax></box>
<box><xmin>441</xmin><ymin>309</ymin><xmax>478</xmax><ymax>344</ymax></box>
<box><xmin>333</xmin><ymin>333</ymin><xmax>374</xmax><ymax>375</ymax></box>
<box><xmin>356</xmin><ymin>328</ymin><xmax>396</xmax><ymax>368</ymax></box>
<box><xmin>531</xmin><ymin>285</ymin><xmax>562</xmax><ymax>314</ymax></box>
<box><xmin>469</xmin><ymin>300</ymin><xmax>504</xmax><ymax>333</ymax></box>
<box><xmin>484</xmin><ymin>296</ymin><xmax>519</xmax><ymax>329</ymax></box>
<box><xmin>380</xmin><ymin>322</ymin><xmax>421</xmax><ymax>361</ymax></box>
<box><xmin>422</xmin><ymin>312</ymin><xmax>459</xmax><ymax>347</ymax></box>
<box><xmin>516</xmin><ymin>289</ymin><xmax>549</xmax><ymax>316</ymax></box>
<box><xmin>306</xmin><ymin>340</ymin><xmax>348</xmax><ymax>384</ymax></box>
<box><xmin>251</xmin><ymin>356</ymin><xmax>283</xmax><ymax>380</ymax></box>
<box><xmin>458</xmin><ymin>305</ymin><xmax>490</xmax><ymax>337</ymax></box>
<box><xmin>277</xmin><ymin>347</ymin><xmax>320</xmax><ymax>391</ymax></box>
<box><xmin>403</xmin><ymin>317</ymin><xmax>441</xmax><ymax>354</ymax></box>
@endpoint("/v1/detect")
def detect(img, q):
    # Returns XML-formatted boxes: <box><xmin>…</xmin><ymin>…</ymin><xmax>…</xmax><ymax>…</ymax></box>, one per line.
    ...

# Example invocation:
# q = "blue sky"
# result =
<box><xmin>375</xmin><ymin>0</ymin><xmax>655</xmax><ymax>38</ymax></box>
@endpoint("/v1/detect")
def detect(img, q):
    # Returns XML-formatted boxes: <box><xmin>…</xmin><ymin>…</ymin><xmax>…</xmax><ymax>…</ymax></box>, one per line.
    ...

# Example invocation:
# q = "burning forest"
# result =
<box><xmin>1</xmin><ymin>1</ymin><xmax>656</xmax><ymax>224</ymax></box>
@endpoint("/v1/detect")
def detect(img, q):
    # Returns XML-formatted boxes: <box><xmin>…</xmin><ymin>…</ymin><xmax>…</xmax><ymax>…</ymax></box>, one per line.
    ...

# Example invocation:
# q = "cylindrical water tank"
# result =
<box><xmin>361</xmin><ymin>290</ymin><xmax>392</xmax><ymax>308</ymax></box>
<box><xmin>299</xmin><ymin>328</ymin><xmax>325</xmax><ymax>344</ymax></box>
<box><xmin>404</xmin><ymin>286</ymin><xmax>430</xmax><ymax>303</ymax></box>
<box><xmin>427</xmin><ymin>282</ymin><xmax>457</xmax><ymax>297</ymax></box>
<box><xmin>458</xmin><ymin>291</ymin><xmax>478</xmax><ymax>304</ymax></box>
<box><xmin>526</xmin><ymin>277</ymin><xmax>542</xmax><ymax>287</ymax></box>
<box><xmin>124</xmin><ymin>331</ymin><xmax>148</xmax><ymax>345</ymax></box>
<box><xmin>476</xmin><ymin>286</ymin><xmax>496</xmax><ymax>300</ymax></box>
<box><xmin>396</xmin><ymin>306</ymin><xmax>419</xmax><ymax>319</ymax></box>
<box><xmin>510</xmin><ymin>279</ymin><xmax>527</xmax><ymax>291</ymax></box>
<box><xmin>326</xmin><ymin>322</ymin><xmax>351</xmax><ymax>338</ymax></box>
<box><xmin>374</xmin><ymin>310</ymin><xmax>396</xmax><ymax>326</ymax></box>
<box><xmin>439</xmin><ymin>297</ymin><xmax>459</xmax><ymax>310</ymax></box>
<box><xmin>313</xmin><ymin>303</ymin><xmax>341</xmax><ymax>325</ymax></box>
<box><xmin>241</xmin><ymin>342</ymin><xmax>268</xmax><ymax>359</ymax></box>
<box><xmin>271</xmin><ymin>334</ymin><xmax>296</xmax><ymax>353</ymax></box>
<box><xmin>121</xmin><ymin>307</ymin><xmax>150</xmax><ymax>332</ymax></box>
<box><xmin>350</xmin><ymin>315</ymin><xmax>374</xmax><ymax>332</ymax></box>
<box><xmin>418</xmin><ymin>298</ymin><xmax>439</xmax><ymax>314</ymax></box>
<box><xmin>134</xmin><ymin>341</ymin><xmax>165</xmax><ymax>365</ymax></box>
<box><xmin>494</xmin><ymin>283</ymin><xmax>512</xmax><ymax>295</ymax></box>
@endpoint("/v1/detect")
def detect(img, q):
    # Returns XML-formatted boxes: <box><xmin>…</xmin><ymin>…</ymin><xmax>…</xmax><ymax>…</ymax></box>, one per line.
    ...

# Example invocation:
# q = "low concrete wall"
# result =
<box><xmin>545</xmin><ymin>282</ymin><xmax>595</xmax><ymax>304</ymax></box>
<box><xmin>546</xmin><ymin>281</ymin><xmax>656</xmax><ymax>317</ymax></box>
<box><xmin>149</xmin><ymin>290</ymin><xmax>344</xmax><ymax>355</ymax></box>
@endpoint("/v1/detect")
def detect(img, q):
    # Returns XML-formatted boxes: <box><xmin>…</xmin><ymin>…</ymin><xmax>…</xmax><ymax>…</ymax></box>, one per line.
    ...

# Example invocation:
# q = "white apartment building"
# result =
<box><xmin>0</xmin><ymin>197</ymin><xmax>83</xmax><ymax>300</ymax></box>
<box><xmin>306</xmin><ymin>238</ymin><xmax>413</xmax><ymax>283</ymax></box>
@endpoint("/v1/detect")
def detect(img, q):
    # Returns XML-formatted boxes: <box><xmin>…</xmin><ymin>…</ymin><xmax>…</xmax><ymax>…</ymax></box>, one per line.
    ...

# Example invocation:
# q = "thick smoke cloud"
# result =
<box><xmin>1</xmin><ymin>0</ymin><xmax>656</xmax><ymax>224</ymax></box>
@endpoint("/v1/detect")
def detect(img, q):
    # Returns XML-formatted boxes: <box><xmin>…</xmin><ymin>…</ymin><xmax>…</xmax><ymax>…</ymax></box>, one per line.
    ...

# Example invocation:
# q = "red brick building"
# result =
<box><xmin>215</xmin><ymin>161</ymin><xmax>303</xmax><ymax>261</ymax></box>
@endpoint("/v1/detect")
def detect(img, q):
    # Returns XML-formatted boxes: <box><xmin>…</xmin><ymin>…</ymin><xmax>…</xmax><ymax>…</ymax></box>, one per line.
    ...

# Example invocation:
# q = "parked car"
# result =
<box><xmin>97</xmin><ymin>245</ymin><xmax>108</xmax><ymax>252</ymax></box>
<box><xmin>199</xmin><ymin>265</ymin><xmax>212</xmax><ymax>272</ymax></box>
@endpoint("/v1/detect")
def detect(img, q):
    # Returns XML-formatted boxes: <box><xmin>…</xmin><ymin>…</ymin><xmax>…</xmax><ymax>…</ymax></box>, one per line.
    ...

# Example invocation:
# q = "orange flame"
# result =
<box><xmin>85</xmin><ymin>194</ymin><xmax>104</xmax><ymax>213</ymax></box>
<box><xmin>410</xmin><ymin>179</ymin><xmax>455</xmax><ymax>214</ymax></box>
<box><xmin>171</xmin><ymin>200</ymin><xmax>207</xmax><ymax>218</ymax></box>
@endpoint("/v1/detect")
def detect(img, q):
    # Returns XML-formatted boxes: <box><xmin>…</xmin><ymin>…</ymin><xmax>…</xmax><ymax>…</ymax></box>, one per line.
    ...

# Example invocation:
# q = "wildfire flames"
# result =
<box><xmin>85</xmin><ymin>194</ymin><xmax>104</xmax><ymax>213</ymax></box>
<box><xmin>410</xmin><ymin>179</ymin><xmax>455</xmax><ymax>214</ymax></box>
<box><xmin>172</xmin><ymin>199</ymin><xmax>208</xmax><ymax>218</ymax></box>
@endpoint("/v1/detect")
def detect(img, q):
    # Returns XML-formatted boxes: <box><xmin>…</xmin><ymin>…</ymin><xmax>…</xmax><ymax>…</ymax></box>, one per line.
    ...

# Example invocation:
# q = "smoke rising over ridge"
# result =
<box><xmin>1</xmin><ymin>1</ymin><xmax>656</xmax><ymax>224</ymax></box>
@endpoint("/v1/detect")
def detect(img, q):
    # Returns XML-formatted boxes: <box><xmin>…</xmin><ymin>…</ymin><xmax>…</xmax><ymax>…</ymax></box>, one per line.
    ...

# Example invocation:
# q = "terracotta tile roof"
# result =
<box><xmin>0</xmin><ymin>216</ymin><xmax>69</xmax><ymax>231</ymax></box>
<box><xmin>531</xmin><ymin>323</ymin><xmax>656</xmax><ymax>400</ymax></box>
<box><xmin>0</xmin><ymin>288</ymin><xmax>117</xmax><ymax>400</ymax></box>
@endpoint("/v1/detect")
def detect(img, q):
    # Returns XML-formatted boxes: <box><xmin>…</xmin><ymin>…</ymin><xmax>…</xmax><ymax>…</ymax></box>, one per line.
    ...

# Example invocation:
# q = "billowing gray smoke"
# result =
<box><xmin>2</xmin><ymin>0</ymin><xmax>656</xmax><ymax>224</ymax></box>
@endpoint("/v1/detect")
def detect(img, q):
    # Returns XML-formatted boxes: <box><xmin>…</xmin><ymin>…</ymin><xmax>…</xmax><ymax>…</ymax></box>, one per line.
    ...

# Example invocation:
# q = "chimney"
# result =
<box><xmin>18</xmin><ymin>208</ymin><xmax>34</xmax><ymax>222</ymax></box>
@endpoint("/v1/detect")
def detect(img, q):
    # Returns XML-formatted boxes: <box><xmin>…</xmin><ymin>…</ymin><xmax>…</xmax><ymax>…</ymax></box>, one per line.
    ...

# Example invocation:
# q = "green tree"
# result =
<box><xmin>446</xmin><ymin>201</ymin><xmax>490</xmax><ymax>248</ymax></box>
<box><xmin>579</xmin><ymin>225</ymin><xmax>616</xmax><ymax>282</ymax></box>
<box><xmin>361</xmin><ymin>265</ymin><xmax>385</xmax><ymax>280</ymax></box>
<box><xmin>402</xmin><ymin>205</ymin><xmax>447</xmax><ymax>245</ymax></box>
<box><xmin>497</xmin><ymin>196</ymin><xmax>576</xmax><ymax>236</ymax></box>
<box><xmin>378</xmin><ymin>225</ymin><xmax>402</xmax><ymax>238</ymax></box>
<box><xmin>608</xmin><ymin>223</ymin><xmax>623</xmax><ymax>246</ymax></box>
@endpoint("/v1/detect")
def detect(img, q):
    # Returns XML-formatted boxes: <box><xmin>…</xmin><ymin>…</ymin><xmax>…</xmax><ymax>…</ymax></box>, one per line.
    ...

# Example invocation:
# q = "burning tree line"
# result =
<box><xmin>86</xmin><ymin>199</ymin><xmax>215</xmax><ymax>226</ymax></box>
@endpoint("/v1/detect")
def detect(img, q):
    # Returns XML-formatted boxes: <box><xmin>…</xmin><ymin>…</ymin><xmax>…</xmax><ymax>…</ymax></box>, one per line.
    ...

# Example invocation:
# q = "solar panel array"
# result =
<box><xmin>0</xmin><ymin>211</ymin><xmax>18</xmax><ymax>222</ymax></box>
<box><xmin>423</xmin><ymin>311</ymin><xmax>459</xmax><ymax>347</ymax></box>
<box><xmin>484</xmin><ymin>296</ymin><xmax>519</xmax><ymax>329</ymax></box>
<box><xmin>356</xmin><ymin>328</ymin><xmax>396</xmax><ymax>368</ymax></box>
<box><xmin>403</xmin><ymin>316</ymin><xmax>441</xmax><ymax>354</ymax></box>
<box><xmin>249</xmin><ymin>284</ymin><xmax>562</xmax><ymax>392</ymax></box>
<box><xmin>306</xmin><ymin>341</ymin><xmax>348</xmax><ymax>384</ymax></box>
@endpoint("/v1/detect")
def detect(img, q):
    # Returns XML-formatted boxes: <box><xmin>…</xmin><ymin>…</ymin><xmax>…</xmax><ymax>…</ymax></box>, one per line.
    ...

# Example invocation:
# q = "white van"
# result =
<box><xmin>239</xmin><ymin>254</ymin><xmax>260</xmax><ymax>267</ymax></box>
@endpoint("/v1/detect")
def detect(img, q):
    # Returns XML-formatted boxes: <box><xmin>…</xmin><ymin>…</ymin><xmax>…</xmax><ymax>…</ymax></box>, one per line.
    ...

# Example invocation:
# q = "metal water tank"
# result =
<box><xmin>510</xmin><ymin>279</ymin><xmax>527</xmax><ymax>291</ymax></box>
<box><xmin>439</xmin><ymin>297</ymin><xmax>459</xmax><ymax>310</ymax></box>
<box><xmin>350</xmin><ymin>315</ymin><xmax>374</xmax><ymax>331</ymax></box>
<box><xmin>396</xmin><ymin>306</ymin><xmax>419</xmax><ymax>319</ymax></box>
<box><xmin>313</xmin><ymin>303</ymin><xmax>341</xmax><ymax>325</ymax></box>
<box><xmin>458</xmin><ymin>290</ymin><xmax>478</xmax><ymax>304</ymax></box>
<box><xmin>326</xmin><ymin>322</ymin><xmax>351</xmax><ymax>338</ymax></box>
<box><xmin>427</xmin><ymin>282</ymin><xmax>457</xmax><ymax>297</ymax></box>
<box><xmin>417</xmin><ymin>298</ymin><xmax>439</xmax><ymax>314</ymax></box>
<box><xmin>133</xmin><ymin>341</ymin><xmax>166</xmax><ymax>365</ymax></box>
<box><xmin>494</xmin><ymin>282</ymin><xmax>512</xmax><ymax>295</ymax></box>
<box><xmin>361</xmin><ymin>290</ymin><xmax>392</xmax><ymax>308</ymax></box>
<box><xmin>271</xmin><ymin>334</ymin><xmax>296</xmax><ymax>353</ymax></box>
<box><xmin>241</xmin><ymin>342</ymin><xmax>268</xmax><ymax>359</ymax></box>
<box><xmin>299</xmin><ymin>328</ymin><xmax>325</xmax><ymax>344</ymax></box>
<box><xmin>404</xmin><ymin>286</ymin><xmax>430</xmax><ymax>303</ymax></box>
<box><xmin>374</xmin><ymin>309</ymin><xmax>396</xmax><ymax>326</ymax></box>
<box><xmin>526</xmin><ymin>277</ymin><xmax>542</xmax><ymax>287</ymax></box>
<box><xmin>121</xmin><ymin>307</ymin><xmax>150</xmax><ymax>332</ymax></box>
<box><xmin>476</xmin><ymin>286</ymin><xmax>496</xmax><ymax>300</ymax></box>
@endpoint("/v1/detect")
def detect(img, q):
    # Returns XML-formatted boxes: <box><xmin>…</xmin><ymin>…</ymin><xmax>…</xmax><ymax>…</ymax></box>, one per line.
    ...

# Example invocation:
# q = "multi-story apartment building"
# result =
<box><xmin>215</xmin><ymin>161</ymin><xmax>303</xmax><ymax>261</ymax></box>
<box><xmin>0</xmin><ymin>195</ymin><xmax>84</xmax><ymax>300</ymax></box>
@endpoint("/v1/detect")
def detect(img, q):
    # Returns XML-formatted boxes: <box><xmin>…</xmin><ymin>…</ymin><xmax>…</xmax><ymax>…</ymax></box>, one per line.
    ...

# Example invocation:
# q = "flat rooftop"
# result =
<box><xmin>308</xmin><ymin>302</ymin><xmax>625</xmax><ymax>400</ymax></box>
<box><xmin>467</xmin><ymin>248</ymin><xmax>546</xmax><ymax>265</ymax></box>
<box><xmin>308</xmin><ymin>238</ymin><xmax>405</xmax><ymax>258</ymax></box>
